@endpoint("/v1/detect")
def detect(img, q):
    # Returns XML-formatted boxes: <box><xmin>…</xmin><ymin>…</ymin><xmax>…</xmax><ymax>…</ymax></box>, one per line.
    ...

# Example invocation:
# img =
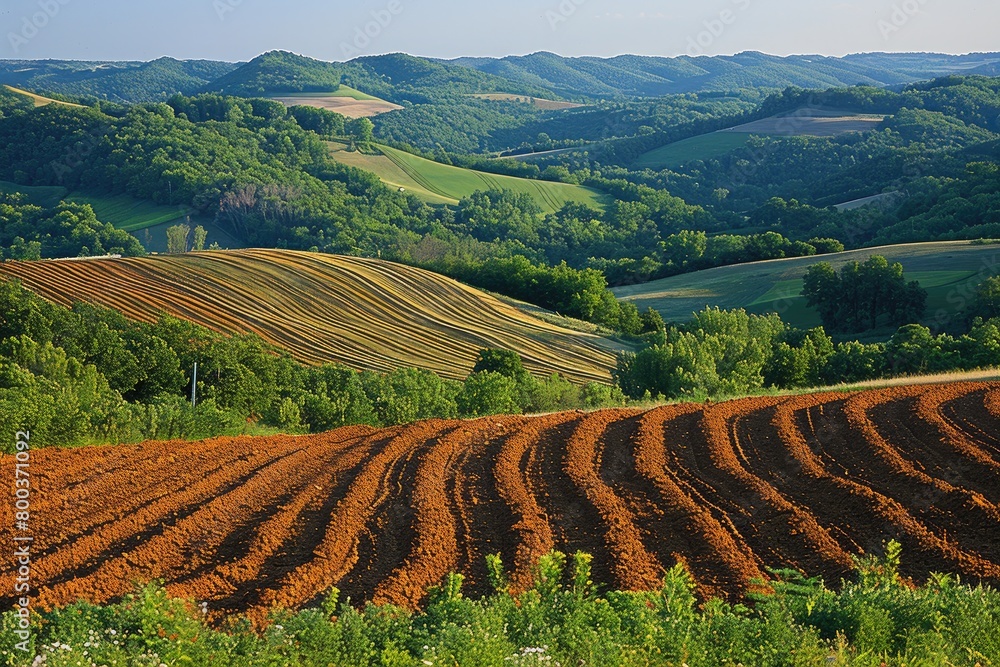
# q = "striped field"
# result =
<box><xmin>0</xmin><ymin>249</ymin><xmax>620</xmax><ymax>383</ymax></box>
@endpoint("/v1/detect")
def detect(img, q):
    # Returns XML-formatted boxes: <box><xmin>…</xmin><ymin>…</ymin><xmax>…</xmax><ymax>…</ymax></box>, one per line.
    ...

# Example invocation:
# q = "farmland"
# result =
<box><xmin>472</xmin><ymin>93</ymin><xmax>585</xmax><ymax>110</ymax></box>
<box><xmin>633</xmin><ymin>108</ymin><xmax>888</xmax><ymax>170</ymax></box>
<box><xmin>1</xmin><ymin>381</ymin><xmax>997</xmax><ymax>623</ymax></box>
<box><xmin>63</xmin><ymin>192</ymin><xmax>191</xmax><ymax>231</ymax></box>
<box><xmin>613</xmin><ymin>241</ymin><xmax>1000</xmax><ymax>330</ymax></box>
<box><xmin>0</xmin><ymin>249</ymin><xmax>620</xmax><ymax>383</ymax></box>
<box><xmin>270</xmin><ymin>86</ymin><xmax>403</xmax><ymax>118</ymax></box>
<box><xmin>0</xmin><ymin>181</ymin><xmax>190</xmax><ymax>231</ymax></box>
<box><xmin>329</xmin><ymin>143</ymin><xmax>607</xmax><ymax>213</ymax></box>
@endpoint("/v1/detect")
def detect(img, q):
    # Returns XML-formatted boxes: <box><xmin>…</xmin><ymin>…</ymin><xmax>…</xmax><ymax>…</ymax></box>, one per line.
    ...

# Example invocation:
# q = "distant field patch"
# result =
<box><xmin>327</xmin><ymin>142</ymin><xmax>457</xmax><ymax>205</ymax></box>
<box><xmin>379</xmin><ymin>145</ymin><xmax>606</xmax><ymax>213</ymax></box>
<box><xmin>0</xmin><ymin>180</ymin><xmax>68</xmax><ymax>207</ymax></box>
<box><xmin>633</xmin><ymin>133</ymin><xmax>753</xmax><ymax>170</ymax></box>
<box><xmin>329</xmin><ymin>143</ymin><xmax>606</xmax><ymax>213</ymax></box>
<box><xmin>722</xmin><ymin>108</ymin><xmax>886</xmax><ymax>137</ymax></box>
<box><xmin>472</xmin><ymin>93</ymin><xmax>584</xmax><ymax>111</ymax></box>
<box><xmin>614</xmin><ymin>241</ymin><xmax>1000</xmax><ymax>332</ymax></box>
<box><xmin>271</xmin><ymin>86</ymin><xmax>402</xmax><ymax>118</ymax></box>
<box><xmin>3</xmin><ymin>85</ymin><xmax>84</xmax><ymax>108</ymax></box>
<box><xmin>634</xmin><ymin>108</ymin><xmax>888</xmax><ymax>170</ymax></box>
<box><xmin>64</xmin><ymin>193</ymin><xmax>191</xmax><ymax>232</ymax></box>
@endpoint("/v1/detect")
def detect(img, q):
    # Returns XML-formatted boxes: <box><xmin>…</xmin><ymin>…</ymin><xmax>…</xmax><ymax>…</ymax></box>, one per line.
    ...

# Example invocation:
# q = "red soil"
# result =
<box><xmin>2</xmin><ymin>382</ymin><xmax>999</xmax><ymax>622</ymax></box>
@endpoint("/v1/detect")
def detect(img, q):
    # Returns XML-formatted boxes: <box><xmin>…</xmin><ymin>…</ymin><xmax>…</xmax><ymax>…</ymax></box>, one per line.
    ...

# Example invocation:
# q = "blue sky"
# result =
<box><xmin>2</xmin><ymin>0</ymin><xmax>996</xmax><ymax>62</ymax></box>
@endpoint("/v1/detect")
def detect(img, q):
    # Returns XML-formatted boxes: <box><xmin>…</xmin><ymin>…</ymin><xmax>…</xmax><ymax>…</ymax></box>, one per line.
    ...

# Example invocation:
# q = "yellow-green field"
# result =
<box><xmin>330</xmin><ymin>143</ymin><xmax>607</xmax><ymax>213</ymax></box>
<box><xmin>613</xmin><ymin>241</ymin><xmax>1000</xmax><ymax>331</ymax></box>
<box><xmin>0</xmin><ymin>249</ymin><xmax>620</xmax><ymax>383</ymax></box>
<box><xmin>3</xmin><ymin>84</ymin><xmax>84</xmax><ymax>108</ymax></box>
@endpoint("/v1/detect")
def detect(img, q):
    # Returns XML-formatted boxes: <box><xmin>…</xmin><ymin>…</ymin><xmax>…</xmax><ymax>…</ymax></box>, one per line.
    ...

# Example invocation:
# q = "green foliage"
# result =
<box><xmin>0</xmin><ymin>282</ymin><xmax>614</xmax><ymax>447</ymax></box>
<box><xmin>803</xmin><ymin>255</ymin><xmax>928</xmax><ymax>333</ymax></box>
<box><xmin>6</xmin><ymin>546</ymin><xmax>999</xmax><ymax>667</ymax></box>
<box><xmin>0</xmin><ymin>193</ymin><xmax>144</xmax><ymax>259</ymax></box>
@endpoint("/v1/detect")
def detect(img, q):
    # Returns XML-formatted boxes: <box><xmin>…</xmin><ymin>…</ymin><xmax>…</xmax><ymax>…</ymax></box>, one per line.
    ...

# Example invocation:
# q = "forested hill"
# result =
<box><xmin>0</xmin><ymin>57</ymin><xmax>237</xmax><ymax>103</ymax></box>
<box><xmin>4</xmin><ymin>51</ymin><xmax>1000</xmax><ymax>104</ymax></box>
<box><xmin>447</xmin><ymin>51</ymin><xmax>1000</xmax><ymax>98</ymax></box>
<box><xmin>207</xmin><ymin>51</ymin><xmax>554</xmax><ymax>102</ymax></box>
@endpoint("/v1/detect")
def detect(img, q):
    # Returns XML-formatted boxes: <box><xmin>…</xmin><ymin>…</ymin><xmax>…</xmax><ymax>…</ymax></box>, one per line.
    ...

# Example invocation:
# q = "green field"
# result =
<box><xmin>1</xmin><ymin>181</ymin><xmax>191</xmax><ymax>232</ymax></box>
<box><xmin>277</xmin><ymin>85</ymin><xmax>380</xmax><ymax>101</ymax></box>
<box><xmin>632</xmin><ymin>132</ymin><xmax>753</xmax><ymax>170</ymax></box>
<box><xmin>340</xmin><ymin>144</ymin><xmax>607</xmax><ymax>213</ymax></box>
<box><xmin>0</xmin><ymin>180</ymin><xmax>68</xmax><ymax>207</ymax></box>
<box><xmin>613</xmin><ymin>241</ymin><xmax>1000</xmax><ymax>332</ymax></box>
<box><xmin>633</xmin><ymin>109</ymin><xmax>887</xmax><ymax>170</ymax></box>
<box><xmin>64</xmin><ymin>193</ymin><xmax>191</xmax><ymax>231</ymax></box>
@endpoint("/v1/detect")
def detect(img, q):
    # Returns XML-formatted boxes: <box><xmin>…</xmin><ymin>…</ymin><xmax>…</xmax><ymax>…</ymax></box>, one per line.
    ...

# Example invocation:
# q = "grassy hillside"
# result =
<box><xmin>633</xmin><ymin>108</ymin><xmax>887</xmax><ymax>170</ymax></box>
<box><xmin>1</xmin><ymin>181</ymin><xmax>189</xmax><ymax>231</ymax></box>
<box><xmin>64</xmin><ymin>192</ymin><xmax>191</xmax><ymax>231</ymax></box>
<box><xmin>0</xmin><ymin>179</ymin><xmax>68</xmax><ymax>207</ymax></box>
<box><xmin>328</xmin><ymin>142</ymin><xmax>457</xmax><ymax>204</ymax></box>
<box><xmin>613</xmin><ymin>241</ymin><xmax>1000</xmax><ymax>331</ymax></box>
<box><xmin>329</xmin><ymin>143</ymin><xmax>607</xmax><ymax>212</ymax></box>
<box><xmin>0</xmin><ymin>249</ymin><xmax>620</xmax><ymax>383</ymax></box>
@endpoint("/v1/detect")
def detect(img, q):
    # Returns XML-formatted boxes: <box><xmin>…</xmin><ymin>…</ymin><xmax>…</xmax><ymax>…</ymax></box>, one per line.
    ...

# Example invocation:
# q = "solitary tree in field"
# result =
<box><xmin>166</xmin><ymin>224</ymin><xmax>190</xmax><ymax>254</ymax></box>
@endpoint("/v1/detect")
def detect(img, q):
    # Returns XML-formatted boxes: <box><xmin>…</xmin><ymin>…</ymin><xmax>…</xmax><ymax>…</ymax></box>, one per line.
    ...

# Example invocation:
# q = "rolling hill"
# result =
<box><xmin>0</xmin><ymin>249</ymin><xmax>620</xmax><ymax>383</ymax></box>
<box><xmin>613</xmin><ymin>241</ymin><xmax>1000</xmax><ymax>330</ymax></box>
<box><xmin>0</xmin><ymin>58</ymin><xmax>237</xmax><ymax>103</ymax></box>
<box><xmin>6</xmin><ymin>51</ymin><xmax>1000</xmax><ymax>105</ymax></box>
<box><xmin>3</xmin><ymin>380</ymin><xmax>998</xmax><ymax>621</ymax></box>
<box><xmin>329</xmin><ymin>143</ymin><xmax>607</xmax><ymax>212</ymax></box>
<box><xmin>451</xmin><ymin>51</ymin><xmax>1000</xmax><ymax>98</ymax></box>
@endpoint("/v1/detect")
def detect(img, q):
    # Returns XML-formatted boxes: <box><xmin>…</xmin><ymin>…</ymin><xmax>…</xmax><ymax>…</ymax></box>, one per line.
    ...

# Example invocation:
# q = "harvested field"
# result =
<box><xmin>472</xmin><ymin>93</ymin><xmax>584</xmax><ymax>110</ymax></box>
<box><xmin>270</xmin><ymin>87</ymin><xmax>402</xmax><ymax>118</ymax></box>
<box><xmin>0</xmin><ymin>249</ymin><xmax>620</xmax><ymax>383</ymax></box>
<box><xmin>2</xmin><ymin>381</ymin><xmax>998</xmax><ymax>624</ymax></box>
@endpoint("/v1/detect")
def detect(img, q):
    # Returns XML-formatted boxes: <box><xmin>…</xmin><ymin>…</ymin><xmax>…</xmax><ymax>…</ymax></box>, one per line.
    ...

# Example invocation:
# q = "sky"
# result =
<box><xmin>1</xmin><ymin>0</ymin><xmax>997</xmax><ymax>63</ymax></box>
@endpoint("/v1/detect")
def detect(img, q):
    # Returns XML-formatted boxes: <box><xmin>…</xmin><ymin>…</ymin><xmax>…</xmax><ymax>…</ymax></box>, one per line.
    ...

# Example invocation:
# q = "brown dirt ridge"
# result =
<box><xmin>2</xmin><ymin>381</ymin><xmax>999</xmax><ymax>624</ymax></box>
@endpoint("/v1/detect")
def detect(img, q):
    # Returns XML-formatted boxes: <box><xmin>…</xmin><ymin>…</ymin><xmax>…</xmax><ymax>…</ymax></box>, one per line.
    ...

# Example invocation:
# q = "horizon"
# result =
<box><xmin>2</xmin><ymin>0</ymin><xmax>997</xmax><ymax>62</ymax></box>
<box><xmin>3</xmin><ymin>47</ymin><xmax>999</xmax><ymax>66</ymax></box>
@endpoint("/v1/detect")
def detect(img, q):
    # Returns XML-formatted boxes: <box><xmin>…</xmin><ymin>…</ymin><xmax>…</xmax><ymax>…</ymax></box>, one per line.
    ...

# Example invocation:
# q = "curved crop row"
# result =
<box><xmin>0</xmin><ymin>250</ymin><xmax>617</xmax><ymax>383</ymax></box>
<box><xmin>2</xmin><ymin>382</ymin><xmax>999</xmax><ymax>621</ymax></box>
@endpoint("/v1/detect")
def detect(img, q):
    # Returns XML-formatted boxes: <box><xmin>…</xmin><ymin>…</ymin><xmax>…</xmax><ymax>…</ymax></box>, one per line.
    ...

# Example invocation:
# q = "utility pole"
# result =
<box><xmin>191</xmin><ymin>362</ymin><xmax>198</xmax><ymax>408</ymax></box>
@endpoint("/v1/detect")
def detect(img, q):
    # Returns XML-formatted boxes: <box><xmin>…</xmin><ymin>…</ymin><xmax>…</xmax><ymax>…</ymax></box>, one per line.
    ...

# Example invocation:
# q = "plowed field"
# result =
<box><xmin>0</xmin><ymin>249</ymin><xmax>619</xmax><ymax>383</ymax></box>
<box><xmin>3</xmin><ymin>382</ymin><xmax>999</xmax><ymax>624</ymax></box>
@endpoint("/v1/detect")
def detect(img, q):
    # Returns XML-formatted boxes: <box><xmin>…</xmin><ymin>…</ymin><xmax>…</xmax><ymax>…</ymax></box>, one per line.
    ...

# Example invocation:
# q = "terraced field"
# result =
<box><xmin>2</xmin><ymin>381</ymin><xmax>998</xmax><ymax>623</ymax></box>
<box><xmin>0</xmin><ymin>249</ymin><xmax>619</xmax><ymax>383</ymax></box>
